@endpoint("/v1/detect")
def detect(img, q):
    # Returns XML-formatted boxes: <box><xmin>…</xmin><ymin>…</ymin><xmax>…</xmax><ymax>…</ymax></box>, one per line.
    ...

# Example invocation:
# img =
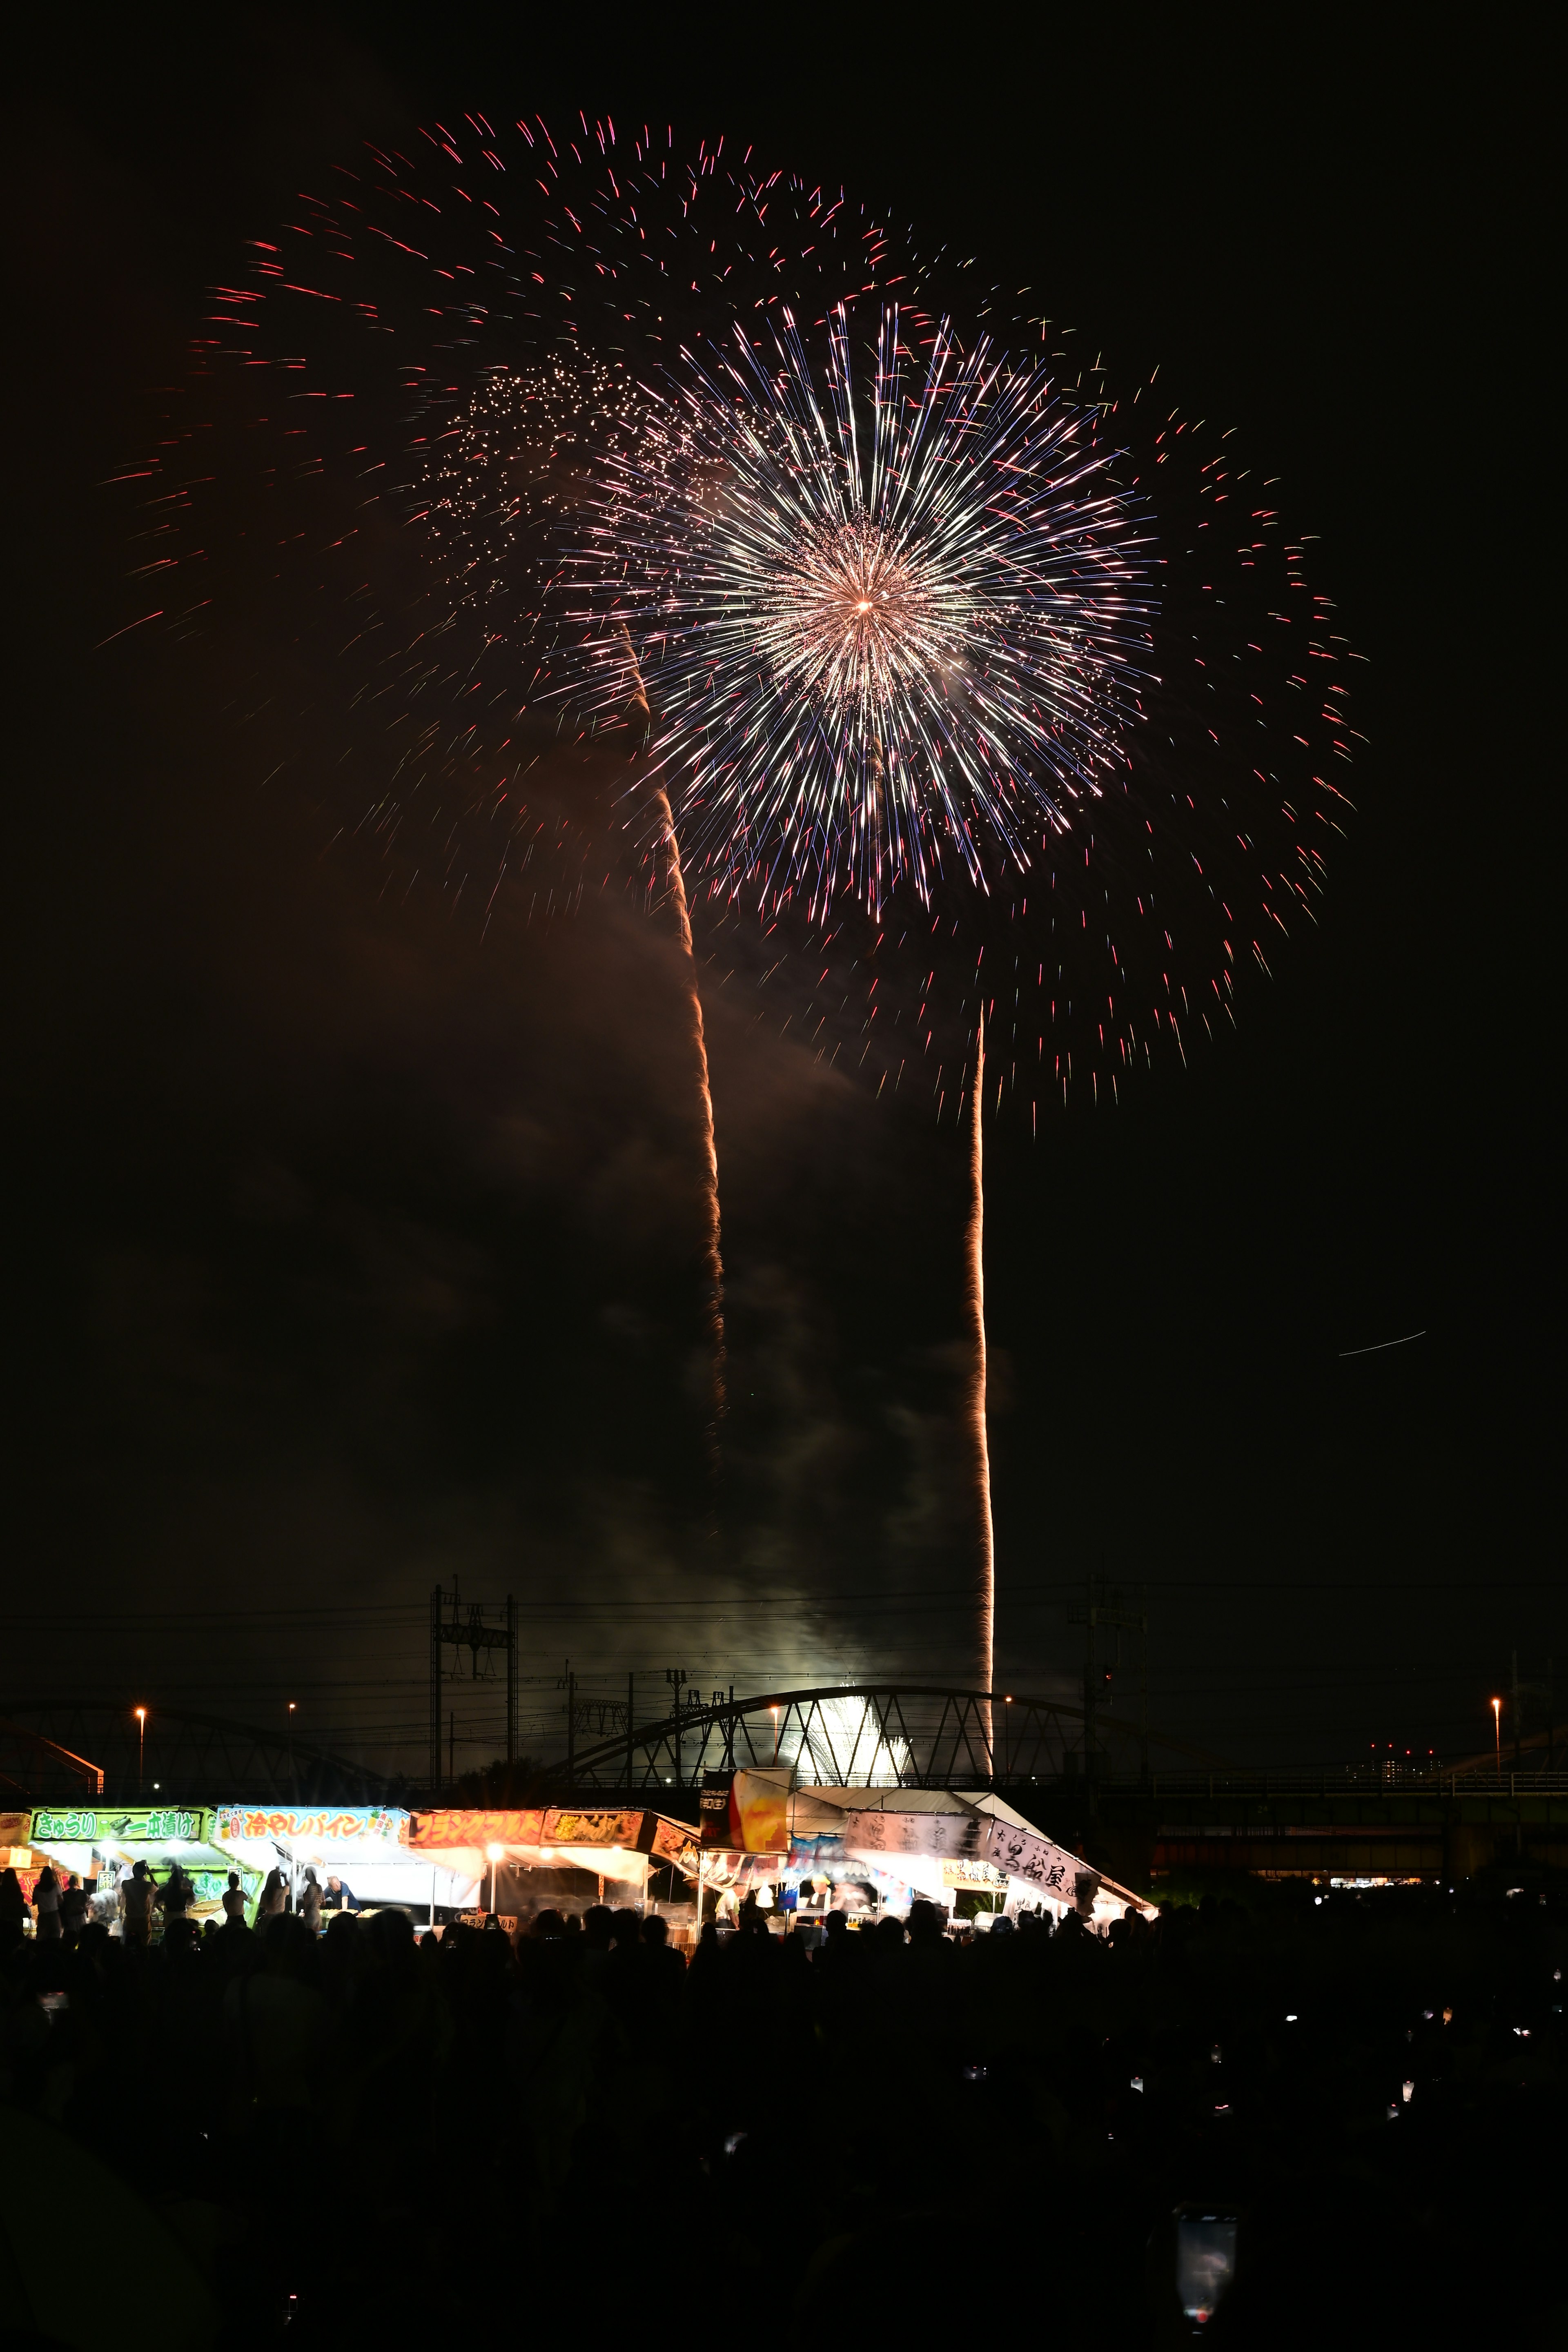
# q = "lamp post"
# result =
<box><xmin>1492</xmin><ymin>1697</ymin><xmax>1502</xmax><ymax>1779</ymax></box>
<box><xmin>134</xmin><ymin>1708</ymin><xmax>146</xmax><ymax>1797</ymax></box>
<box><xmin>486</xmin><ymin>1842</ymin><xmax>504</xmax><ymax>1916</ymax></box>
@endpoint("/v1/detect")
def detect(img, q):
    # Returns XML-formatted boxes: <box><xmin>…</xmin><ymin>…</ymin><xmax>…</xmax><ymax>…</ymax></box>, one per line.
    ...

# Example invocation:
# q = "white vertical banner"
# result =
<box><xmin>980</xmin><ymin>1816</ymin><xmax>1098</xmax><ymax>1909</ymax></box>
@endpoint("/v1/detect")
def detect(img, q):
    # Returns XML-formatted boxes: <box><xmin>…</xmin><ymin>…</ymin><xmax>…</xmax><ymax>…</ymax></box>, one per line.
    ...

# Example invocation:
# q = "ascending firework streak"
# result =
<box><xmin>619</xmin><ymin>626</ymin><xmax>727</xmax><ymax>1468</ymax></box>
<box><xmin>967</xmin><ymin>1010</ymin><xmax>995</xmax><ymax>1757</ymax></box>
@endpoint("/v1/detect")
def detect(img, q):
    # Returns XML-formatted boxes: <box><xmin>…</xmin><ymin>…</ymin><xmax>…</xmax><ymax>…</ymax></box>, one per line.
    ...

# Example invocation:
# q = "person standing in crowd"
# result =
<box><xmin>119</xmin><ymin>1859</ymin><xmax>153</xmax><ymax>1947</ymax></box>
<box><xmin>299</xmin><ymin>1867</ymin><xmax>324</xmax><ymax>1935</ymax></box>
<box><xmin>33</xmin><ymin>1864</ymin><xmax>61</xmax><ymax>1939</ymax></box>
<box><xmin>158</xmin><ymin>1859</ymin><xmax>192</xmax><ymax>1929</ymax></box>
<box><xmin>60</xmin><ymin>1873</ymin><xmax>88</xmax><ymax>1940</ymax></box>
<box><xmin>0</xmin><ymin>1865</ymin><xmax>27</xmax><ymax>1939</ymax></box>
<box><xmin>221</xmin><ymin>1871</ymin><xmax>248</xmax><ymax>1922</ymax></box>
<box><xmin>256</xmin><ymin>1867</ymin><xmax>288</xmax><ymax>1925</ymax></box>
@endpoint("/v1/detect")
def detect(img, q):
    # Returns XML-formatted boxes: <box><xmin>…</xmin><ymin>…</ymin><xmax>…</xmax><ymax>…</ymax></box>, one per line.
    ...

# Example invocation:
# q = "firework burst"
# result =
<box><xmin>563</xmin><ymin>303</ymin><xmax>1156</xmax><ymax>920</ymax></box>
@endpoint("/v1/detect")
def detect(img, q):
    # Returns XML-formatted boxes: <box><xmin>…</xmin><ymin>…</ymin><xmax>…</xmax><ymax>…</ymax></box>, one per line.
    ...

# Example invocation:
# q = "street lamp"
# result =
<box><xmin>1492</xmin><ymin>1697</ymin><xmax>1502</xmax><ymax>1778</ymax></box>
<box><xmin>134</xmin><ymin>1707</ymin><xmax>147</xmax><ymax>1796</ymax></box>
<box><xmin>486</xmin><ymin>1841</ymin><xmax>505</xmax><ymax>1915</ymax></box>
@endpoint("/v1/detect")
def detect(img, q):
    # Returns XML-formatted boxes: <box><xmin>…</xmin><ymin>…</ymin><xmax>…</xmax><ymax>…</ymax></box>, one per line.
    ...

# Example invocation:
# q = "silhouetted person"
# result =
<box><xmin>33</xmin><ymin>1865</ymin><xmax>61</xmax><ymax>1939</ymax></box>
<box><xmin>640</xmin><ymin>1911</ymin><xmax>687</xmax><ymax>1989</ymax></box>
<box><xmin>300</xmin><ymin>1869</ymin><xmax>324</xmax><ymax>1935</ymax></box>
<box><xmin>158</xmin><ymin>1860</ymin><xmax>192</xmax><ymax>1926</ymax></box>
<box><xmin>256</xmin><ymin>1868</ymin><xmax>287</xmax><ymax>1926</ymax></box>
<box><xmin>0</xmin><ymin>1865</ymin><xmax>25</xmax><ymax>1940</ymax></box>
<box><xmin>120</xmin><ymin>1860</ymin><xmax>153</xmax><ymax>1947</ymax></box>
<box><xmin>221</xmin><ymin>1871</ymin><xmax>247</xmax><ymax>1922</ymax></box>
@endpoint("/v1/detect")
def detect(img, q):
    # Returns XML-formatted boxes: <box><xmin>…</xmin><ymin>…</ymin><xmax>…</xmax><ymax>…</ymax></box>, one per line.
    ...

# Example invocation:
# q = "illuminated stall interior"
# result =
<box><xmin>408</xmin><ymin>1806</ymin><xmax>702</xmax><ymax>1924</ymax></box>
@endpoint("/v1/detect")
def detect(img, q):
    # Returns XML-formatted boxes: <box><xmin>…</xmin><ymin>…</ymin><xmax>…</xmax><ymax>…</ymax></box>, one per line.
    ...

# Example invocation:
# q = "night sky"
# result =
<box><xmin>3</xmin><ymin>16</ymin><xmax>1550</xmax><ymax>1779</ymax></box>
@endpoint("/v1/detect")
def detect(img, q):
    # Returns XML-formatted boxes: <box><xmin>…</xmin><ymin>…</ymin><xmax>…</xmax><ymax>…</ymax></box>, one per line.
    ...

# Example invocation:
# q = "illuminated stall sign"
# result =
<box><xmin>942</xmin><ymin>1858</ymin><xmax>1009</xmax><ymax>1890</ymax></box>
<box><xmin>650</xmin><ymin>1818</ymin><xmax>702</xmax><ymax>1878</ymax></box>
<box><xmin>840</xmin><ymin>1809</ymin><xmax>984</xmax><ymax>1860</ymax></box>
<box><xmin>212</xmin><ymin>1806</ymin><xmax>408</xmax><ymax>1846</ymax></box>
<box><xmin>30</xmin><ymin>1806</ymin><xmax>212</xmax><ymax>1846</ymax></box>
<box><xmin>409</xmin><ymin>1808</ymin><xmax>547</xmax><ymax>1850</ymax></box>
<box><xmin>410</xmin><ymin>1807</ymin><xmax>652</xmax><ymax>1853</ymax></box>
<box><xmin>979</xmin><ymin>1816</ymin><xmax>1096</xmax><ymax>1908</ymax></box>
<box><xmin>701</xmin><ymin>1767</ymin><xmax>790</xmax><ymax>1853</ymax></box>
<box><xmin>546</xmin><ymin>1809</ymin><xmax>647</xmax><ymax>1850</ymax></box>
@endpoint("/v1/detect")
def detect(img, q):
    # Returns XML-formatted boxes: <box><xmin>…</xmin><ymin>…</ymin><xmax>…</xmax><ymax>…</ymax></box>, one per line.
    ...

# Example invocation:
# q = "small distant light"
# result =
<box><xmin>1210</xmin><ymin>2045</ymin><xmax>1222</xmax><ymax>2064</ymax></box>
<box><xmin>1422</xmin><ymin>2009</ymin><xmax>1434</xmax><ymax>2019</ymax></box>
<box><xmin>1514</xmin><ymin>2027</ymin><xmax>1531</xmax><ymax>2038</ymax></box>
<box><xmin>1401</xmin><ymin>2079</ymin><xmax>1414</xmax><ymax>2102</ymax></box>
<box><xmin>1386</xmin><ymin>2104</ymin><xmax>1400</xmax><ymax>2122</ymax></box>
<box><xmin>1313</xmin><ymin>1895</ymin><xmax>1323</xmax><ymax>1906</ymax></box>
<box><xmin>1130</xmin><ymin>2075</ymin><xmax>1144</xmax><ymax>2092</ymax></box>
<box><xmin>1285</xmin><ymin>2013</ymin><xmax>1298</xmax><ymax>2022</ymax></box>
<box><xmin>485</xmin><ymin>1842</ymin><xmax>505</xmax><ymax>1863</ymax></box>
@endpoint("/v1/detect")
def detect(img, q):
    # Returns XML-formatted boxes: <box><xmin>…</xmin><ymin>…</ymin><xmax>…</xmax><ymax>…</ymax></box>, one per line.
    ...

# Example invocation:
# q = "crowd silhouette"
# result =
<box><xmin>0</xmin><ymin>1875</ymin><xmax>1562</xmax><ymax>2344</ymax></box>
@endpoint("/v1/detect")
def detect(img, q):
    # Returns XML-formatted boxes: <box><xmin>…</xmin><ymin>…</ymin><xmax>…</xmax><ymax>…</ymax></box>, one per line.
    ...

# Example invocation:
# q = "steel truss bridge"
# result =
<box><xmin>552</xmin><ymin>1683</ymin><xmax>1228</xmax><ymax>1791</ymax></box>
<box><xmin>0</xmin><ymin>1703</ymin><xmax>394</xmax><ymax>1806</ymax></box>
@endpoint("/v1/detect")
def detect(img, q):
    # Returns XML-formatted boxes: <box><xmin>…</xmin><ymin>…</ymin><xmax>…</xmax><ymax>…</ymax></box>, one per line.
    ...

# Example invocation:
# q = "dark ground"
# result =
<box><xmin>3</xmin><ymin>1882</ymin><xmax>1564</xmax><ymax>2345</ymax></box>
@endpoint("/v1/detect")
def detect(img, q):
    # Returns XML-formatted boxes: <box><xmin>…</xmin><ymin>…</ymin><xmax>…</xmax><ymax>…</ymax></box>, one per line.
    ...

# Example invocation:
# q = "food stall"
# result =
<box><xmin>210</xmin><ymin>1804</ymin><xmax>478</xmax><ymax>1922</ymax></box>
<box><xmin>20</xmin><ymin>1804</ymin><xmax>251</xmax><ymax>1928</ymax></box>
<box><xmin>409</xmin><ymin>1805</ymin><xmax>702</xmax><ymax>1927</ymax></box>
<box><xmin>22</xmin><ymin>1803</ymin><xmax>483</xmax><ymax>1931</ymax></box>
<box><xmin>700</xmin><ymin>1773</ymin><xmax>1156</xmax><ymax>1931</ymax></box>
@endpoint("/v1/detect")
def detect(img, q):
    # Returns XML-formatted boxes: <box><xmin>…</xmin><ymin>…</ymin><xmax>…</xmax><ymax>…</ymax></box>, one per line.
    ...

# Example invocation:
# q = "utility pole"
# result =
<box><xmin>666</xmin><ymin>1668</ymin><xmax>689</xmax><ymax>1787</ymax></box>
<box><xmin>1512</xmin><ymin>1648</ymin><xmax>1521</xmax><ymax>1774</ymax></box>
<box><xmin>506</xmin><ymin>1595</ymin><xmax>518</xmax><ymax>1768</ymax></box>
<box><xmin>1550</xmin><ymin>1659</ymin><xmax>1557</xmax><ymax>1774</ymax></box>
<box><xmin>1069</xmin><ymin>1569</ymin><xmax>1149</xmax><ymax>1794</ymax></box>
<box><xmin>429</xmin><ymin>1586</ymin><xmax>442</xmax><ymax>1794</ymax></box>
<box><xmin>565</xmin><ymin>1664</ymin><xmax>576</xmax><ymax>1784</ymax></box>
<box><xmin>1139</xmin><ymin>1584</ymin><xmax>1150</xmax><ymax>1784</ymax></box>
<box><xmin>626</xmin><ymin>1673</ymin><xmax>635</xmax><ymax>1791</ymax></box>
<box><xmin>429</xmin><ymin>1581</ymin><xmax>519</xmax><ymax>1797</ymax></box>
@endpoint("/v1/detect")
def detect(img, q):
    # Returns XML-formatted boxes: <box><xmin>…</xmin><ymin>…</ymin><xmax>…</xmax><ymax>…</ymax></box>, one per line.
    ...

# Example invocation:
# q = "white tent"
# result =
<box><xmin>785</xmin><ymin>1783</ymin><xmax>1155</xmax><ymax>1931</ymax></box>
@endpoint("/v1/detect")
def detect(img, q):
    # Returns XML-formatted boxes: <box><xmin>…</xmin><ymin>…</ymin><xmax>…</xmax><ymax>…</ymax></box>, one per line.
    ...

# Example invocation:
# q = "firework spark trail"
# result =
<box><xmin>620</xmin><ymin>626</ymin><xmax>727</xmax><ymax>1469</ymax></box>
<box><xmin>967</xmin><ymin>1007</ymin><xmax>995</xmax><ymax>1753</ymax></box>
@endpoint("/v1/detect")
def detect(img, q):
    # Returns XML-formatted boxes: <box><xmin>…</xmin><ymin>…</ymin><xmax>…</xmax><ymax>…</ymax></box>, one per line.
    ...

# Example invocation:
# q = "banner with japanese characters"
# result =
<box><xmin>840</xmin><ymin>1809</ymin><xmax>984</xmax><ymax>1860</ymax></box>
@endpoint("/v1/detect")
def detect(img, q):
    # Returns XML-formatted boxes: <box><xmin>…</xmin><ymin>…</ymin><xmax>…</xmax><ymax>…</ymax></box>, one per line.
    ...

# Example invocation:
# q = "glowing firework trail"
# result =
<box><xmin>620</xmin><ymin>626</ymin><xmax>727</xmax><ymax>1464</ymax></box>
<box><xmin>967</xmin><ymin>1008</ymin><xmax>995</xmax><ymax>1751</ymax></box>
